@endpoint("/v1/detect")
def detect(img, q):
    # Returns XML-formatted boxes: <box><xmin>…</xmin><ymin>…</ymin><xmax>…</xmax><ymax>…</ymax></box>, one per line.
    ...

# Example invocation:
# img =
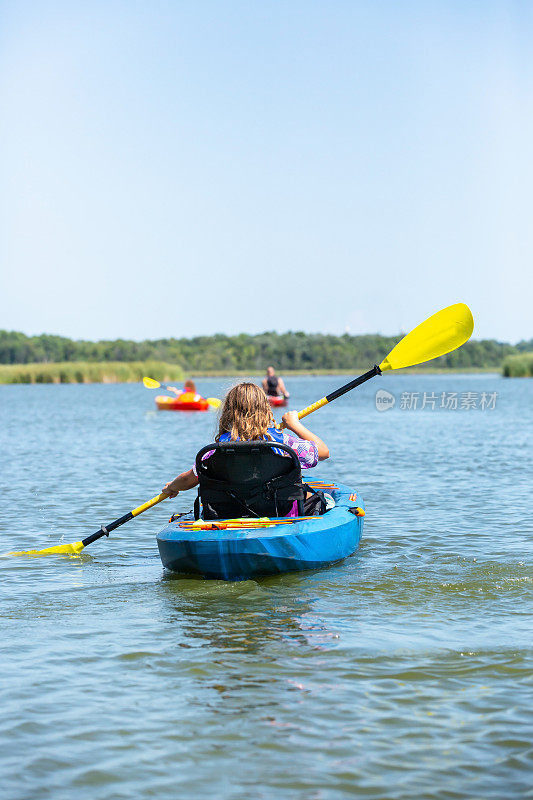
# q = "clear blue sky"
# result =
<box><xmin>1</xmin><ymin>0</ymin><xmax>531</xmax><ymax>343</ymax></box>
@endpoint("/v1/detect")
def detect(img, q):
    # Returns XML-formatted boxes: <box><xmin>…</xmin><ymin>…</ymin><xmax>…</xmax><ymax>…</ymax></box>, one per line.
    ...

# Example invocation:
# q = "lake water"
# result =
<box><xmin>0</xmin><ymin>374</ymin><xmax>531</xmax><ymax>799</ymax></box>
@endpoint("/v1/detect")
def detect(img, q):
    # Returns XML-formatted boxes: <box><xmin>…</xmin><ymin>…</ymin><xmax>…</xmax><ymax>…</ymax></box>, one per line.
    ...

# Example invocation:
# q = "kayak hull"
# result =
<box><xmin>267</xmin><ymin>395</ymin><xmax>287</xmax><ymax>407</ymax></box>
<box><xmin>156</xmin><ymin>480</ymin><xmax>364</xmax><ymax>581</ymax></box>
<box><xmin>155</xmin><ymin>395</ymin><xmax>209</xmax><ymax>412</ymax></box>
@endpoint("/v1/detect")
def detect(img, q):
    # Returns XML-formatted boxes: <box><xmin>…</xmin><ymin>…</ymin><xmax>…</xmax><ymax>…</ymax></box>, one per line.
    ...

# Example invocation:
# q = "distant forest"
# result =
<box><xmin>1</xmin><ymin>330</ymin><xmax>531</xmax><ymax>371</ymax></box>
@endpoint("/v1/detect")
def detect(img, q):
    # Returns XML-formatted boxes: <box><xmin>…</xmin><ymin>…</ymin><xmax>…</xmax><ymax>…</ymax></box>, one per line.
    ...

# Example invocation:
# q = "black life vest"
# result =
<box><xmin>266</xmin><ymin>375</ymin><xmax>279</xmax><ymax>396</ymax></box>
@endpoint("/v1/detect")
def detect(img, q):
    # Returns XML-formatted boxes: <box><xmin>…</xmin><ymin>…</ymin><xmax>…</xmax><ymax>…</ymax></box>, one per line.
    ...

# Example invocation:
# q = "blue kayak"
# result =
<box><xmin>156</xmin><ymin>480</ymin><xmax>364</xmax><ymax>581</ymax></box>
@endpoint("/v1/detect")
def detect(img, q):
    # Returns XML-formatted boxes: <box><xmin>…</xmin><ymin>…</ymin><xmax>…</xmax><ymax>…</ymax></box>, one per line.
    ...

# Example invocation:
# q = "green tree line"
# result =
<box><xmin>0</xmin><ymin>329</ymin><xmax>530</xmax><ymax>371</ymax></box>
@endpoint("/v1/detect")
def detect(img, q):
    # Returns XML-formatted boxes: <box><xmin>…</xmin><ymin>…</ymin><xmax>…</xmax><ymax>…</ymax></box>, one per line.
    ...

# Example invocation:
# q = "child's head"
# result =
<box><xmin>216</xmin><ymin>382</ymin><xmax>276</xmax><ymax>441</ymax></box>
<box><xmin>184</xmin><ymin>380</ymin><xmax>196</xmax><ymax>393</ymax></box>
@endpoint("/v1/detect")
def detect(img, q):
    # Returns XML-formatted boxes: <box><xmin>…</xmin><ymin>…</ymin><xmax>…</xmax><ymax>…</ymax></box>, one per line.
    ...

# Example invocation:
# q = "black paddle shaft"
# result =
<box><xmin>325</xmin><ymin>365</ymin><xmax>382</xmax><ymax>403</ymax></box>
<box><xmin>82</xmin><ymin>512</ymin><xmax>134</xmax><ymax>547</ymax></box>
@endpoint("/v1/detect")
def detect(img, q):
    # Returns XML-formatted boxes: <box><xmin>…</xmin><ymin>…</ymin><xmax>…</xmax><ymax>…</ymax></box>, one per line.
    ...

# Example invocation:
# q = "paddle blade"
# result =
<box><xmin>379</xmin><ymin>303</ymin><xmax>474</xmax><ymax>372</ymax></box>
<box><xmin>8</xmin><ymin>541</ymin><xmax>85</xmax><ymax>557</ymax></box>
<box><xmin>143</xmin><ymin>377</ymin><xmax>161</xmax><ymax>389</ymax></box>
<box><xmin>206</xmin><ymin>397</ymin><xmax>221</xmax><ymax>409</ymax></box>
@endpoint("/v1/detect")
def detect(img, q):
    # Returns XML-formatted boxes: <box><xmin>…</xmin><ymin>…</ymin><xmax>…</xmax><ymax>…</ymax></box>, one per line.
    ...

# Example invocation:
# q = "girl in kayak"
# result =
<box><xmin>166</xmin><ymin>379</ymin><xmax>202</xmax><ymax>401</ymax></box>
<box><xmin>262</xmin><ymin>366</ymin><xmax>289</xmax><ymax>399</ymax></box>
<box><xmin>162</xmin><ymin>382</ymin><xmax>328</xmax><ymax>502</ymax></box>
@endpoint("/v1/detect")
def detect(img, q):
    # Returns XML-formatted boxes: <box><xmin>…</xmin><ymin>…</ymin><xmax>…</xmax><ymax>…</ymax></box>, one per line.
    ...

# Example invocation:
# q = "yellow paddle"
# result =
<box><xmin>285</xmin><ymin>303</ymin><xmax>474</xmax><ymax>423</ymax></box>
<box><xmin>7</xmin><ymin>494</ymin><xmax>168</xmax><ymax>557</ymax></box>
<box><xmin>143</xmin><ymin>377</ymin><xmax>221</xmax><ymax>409</ymax></box>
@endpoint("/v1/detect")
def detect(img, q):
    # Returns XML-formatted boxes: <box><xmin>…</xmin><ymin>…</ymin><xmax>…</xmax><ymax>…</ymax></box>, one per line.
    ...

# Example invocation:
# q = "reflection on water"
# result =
<box><xmin>0</xmin><ymin>376</ymin><xmax>531</xmax><ymax>799</ymax></box>
<box><xmin>159</xmin><ymin>574</ymin><xmax>327</xmax><ymax>652</ymax></box>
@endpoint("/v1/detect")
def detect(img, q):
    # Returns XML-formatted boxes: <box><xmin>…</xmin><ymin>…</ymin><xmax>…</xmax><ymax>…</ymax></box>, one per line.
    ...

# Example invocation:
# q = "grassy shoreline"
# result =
<box><xmin>0</xmin><ymin>361</ymin><xmax>183</xmax><ymax>385</ymax></box>
<box><xmin>502</xmin><ymin>353</ymin><xmax>533</xmax><ymax>377</ymax></box>
<box><xmin>0</xmin><ymin>361</ymin><xmax>502</xmax><ymax>384</ymax></box>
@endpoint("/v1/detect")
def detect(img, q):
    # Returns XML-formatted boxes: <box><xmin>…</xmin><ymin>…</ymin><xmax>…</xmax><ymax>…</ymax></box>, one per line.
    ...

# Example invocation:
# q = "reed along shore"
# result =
<box><xmin>502</xmin><ymin>353</ymin><xmax>533</xmax><ymax>377</ymax></box>
<box><xmin>0</xmin><ymin>361</ymin><xmax>184</xmax><ymax>385</ymax></box>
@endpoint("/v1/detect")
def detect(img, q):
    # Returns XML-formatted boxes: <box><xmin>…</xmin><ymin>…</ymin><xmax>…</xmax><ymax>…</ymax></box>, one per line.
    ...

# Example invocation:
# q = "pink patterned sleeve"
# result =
<box><xmin>282</xmin><ymin>432</ymin><xmax>319</xmax><ymax>469</ymax></box>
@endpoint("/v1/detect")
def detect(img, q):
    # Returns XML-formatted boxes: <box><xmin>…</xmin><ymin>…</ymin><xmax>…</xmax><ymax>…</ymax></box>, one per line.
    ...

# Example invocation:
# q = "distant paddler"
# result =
<box><xmin>143</xmin><ymin>376</ymin><xmax>221</xmax><ymax>410</ymax></box>
<box><xmin>262</xmin><ymin>366</ymin><xmax>289</xmax><ymax>399</ymax></box>
<box><xmin>158</xmin><ymin>379</ymin><xmax>211</xmax><ymax>411</ymax></box>
<box><xmin>262</xmin><ymin>366</ymin><xmax>289</xmax><ymax>407</ymax></box>
<box><xmin>166</xmin><ymin>379</ymin><xmax>202</xmax><ymax>402</ymax></box>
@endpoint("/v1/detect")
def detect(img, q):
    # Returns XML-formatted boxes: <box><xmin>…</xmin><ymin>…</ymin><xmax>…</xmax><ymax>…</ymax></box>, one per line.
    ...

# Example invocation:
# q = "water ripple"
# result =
<box><xmin>0</xmin><ymin>377</ymin><xmax>531</xmax><ymax>799</ymax></box>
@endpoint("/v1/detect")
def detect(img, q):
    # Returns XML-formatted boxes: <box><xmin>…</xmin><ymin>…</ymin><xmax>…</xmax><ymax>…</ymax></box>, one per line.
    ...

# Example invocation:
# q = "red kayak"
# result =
<box><xmin>155</xmin><ymin>394</ymin><xmax>209</xmax><ymax>412</ymax></box>
<box><xmin>267</xmin><ymin>395</ymin><xmax>287</xmax><ymax>408</ymax></box>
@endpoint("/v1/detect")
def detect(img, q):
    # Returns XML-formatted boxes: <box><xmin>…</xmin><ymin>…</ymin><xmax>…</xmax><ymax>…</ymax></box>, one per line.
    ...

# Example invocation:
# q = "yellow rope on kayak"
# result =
<box><xmin>177</xmin><ymin>516</ymin><xmax>332</xmax><ymax>530</ymax></box>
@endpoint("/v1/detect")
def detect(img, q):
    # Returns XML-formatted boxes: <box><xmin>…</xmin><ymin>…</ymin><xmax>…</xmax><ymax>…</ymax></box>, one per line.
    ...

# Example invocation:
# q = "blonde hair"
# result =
<box><xmin>216</xmin><ymin>382</ymin><xmax>277</xmax><ymax>442</ymax></box>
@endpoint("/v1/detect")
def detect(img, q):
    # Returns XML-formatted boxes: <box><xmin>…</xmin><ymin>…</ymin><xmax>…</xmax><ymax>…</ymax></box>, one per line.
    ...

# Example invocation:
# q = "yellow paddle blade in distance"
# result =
<box><xmin>143</xmin><ymin>377</ymin><xmax>161</xmax><ymax>389</ymax></box>
<box><xmin>379</xmin><ymin>303</ymin><xmax>474</xmax><ymax>372</ymax></box>
<box><xmin>206</xmin><ymin>397</ymin><xmax>221</xmax><ymax>409</ymax></box>
<box><xmin>7</xmin><ymin>541</ymin><xmax>85</xmax><ymax>557</ymax></box>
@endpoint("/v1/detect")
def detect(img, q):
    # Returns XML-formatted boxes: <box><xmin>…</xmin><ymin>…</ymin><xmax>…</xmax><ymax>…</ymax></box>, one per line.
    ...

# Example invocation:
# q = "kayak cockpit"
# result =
<box><xmin>156</xmin><ymin>480</ymin><xmax>364</xmax><ymax>580</ymax></box>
